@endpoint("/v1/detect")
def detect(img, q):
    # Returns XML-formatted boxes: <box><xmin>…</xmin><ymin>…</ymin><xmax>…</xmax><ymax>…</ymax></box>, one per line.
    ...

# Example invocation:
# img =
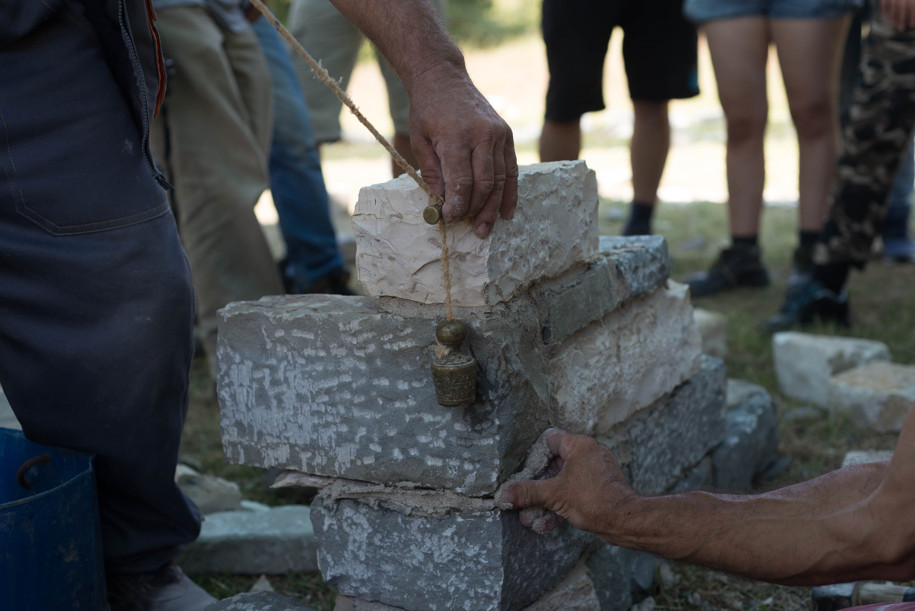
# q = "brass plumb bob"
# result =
<box><xmin>430</xmin><ymin>320</ymin><xmax>477</xmax><ymax>407</ymax></box>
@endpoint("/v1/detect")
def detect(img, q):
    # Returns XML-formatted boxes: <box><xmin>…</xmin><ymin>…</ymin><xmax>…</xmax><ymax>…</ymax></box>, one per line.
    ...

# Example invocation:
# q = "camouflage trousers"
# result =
<box><xmin>816</xmin><ymin>3</ymin><xmax>915</xmax><ymax>268</ymax></box>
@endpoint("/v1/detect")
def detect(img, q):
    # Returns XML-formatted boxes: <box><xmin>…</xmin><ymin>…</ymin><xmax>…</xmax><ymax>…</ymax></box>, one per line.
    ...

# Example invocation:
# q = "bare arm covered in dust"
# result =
<box><xmin>498</xmin><ymin>407</ymin><xmax>915</xmax><ymax>586</ymax></box>
<box><xmin>329</xmin><ymin>0</ymin><xmax>517</xmax><ymax>238</ymax></box>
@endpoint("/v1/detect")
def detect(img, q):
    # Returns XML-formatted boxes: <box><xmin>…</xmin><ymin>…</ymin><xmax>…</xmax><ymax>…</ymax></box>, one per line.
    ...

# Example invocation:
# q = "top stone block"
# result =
<box><xmin>353</xmin><ymin>161</ymin><xmax>599</xmax><ymax>307</ymax></box>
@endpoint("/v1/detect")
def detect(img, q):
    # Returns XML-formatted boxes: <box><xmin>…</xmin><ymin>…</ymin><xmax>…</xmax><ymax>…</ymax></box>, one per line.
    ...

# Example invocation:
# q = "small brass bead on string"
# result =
<box><xmin>430</xmin><ymin>319</ymin><xmax>477</xmax><ymax>407</ymax></box>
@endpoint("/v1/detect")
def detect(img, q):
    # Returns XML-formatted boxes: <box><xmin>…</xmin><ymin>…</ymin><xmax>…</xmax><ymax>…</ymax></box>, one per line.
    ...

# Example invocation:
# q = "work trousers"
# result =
<box><xmin>150</xmin><ymin>6</ymin><xmax>283</xmax><ymax>374</ymax></box>
<box><xmin>0</xmin><ymin>3</ymin><xmax>201</xmax><ymax>573</ymax></box>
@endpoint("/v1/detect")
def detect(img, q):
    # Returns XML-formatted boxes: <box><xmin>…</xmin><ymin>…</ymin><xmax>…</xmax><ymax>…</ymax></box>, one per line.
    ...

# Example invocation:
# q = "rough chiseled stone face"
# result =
<box><xmin>548</xmin><ymin>281</ymin><xmax>703</xmax><ymax>436</ymax></box>
<box><xmin>603</xmin><ymin>355</ymin><xmax>727</xmax><ymax>495</ymax></box>
<box><xmin>352</xmin><ymin>161</ymin><xmax>599</xmax><ymax>306</ymax></box>
<box><xmin>310</xmin><ymin>496</ymin><xmax>593</xmax><ymax>611</ymax></box>
<box><xmin>218</xmin><ymin>295</ymin><xmax>551</xmax><ymax>496</ymax></box>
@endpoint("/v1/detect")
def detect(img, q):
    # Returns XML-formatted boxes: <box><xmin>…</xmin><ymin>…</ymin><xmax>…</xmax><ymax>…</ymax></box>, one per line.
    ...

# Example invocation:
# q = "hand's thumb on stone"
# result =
<box><xmin>496</xmin><ymin>480</ymin><xmax>546</xmax><ymax>511</ymax></box>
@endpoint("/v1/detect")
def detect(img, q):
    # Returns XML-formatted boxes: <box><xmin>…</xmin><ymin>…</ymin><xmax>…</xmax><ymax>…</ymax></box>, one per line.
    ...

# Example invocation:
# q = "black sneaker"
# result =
<box><xmin>686</xmin><ymin>245</ymin><xmax>770</xmax><ymax>297</ymax></box>
<box><xmin>300</xmin><ymin>268</ymin><xmax>355</xmax><ymax>295</ymax></box>
<box><xmin>787</xmin><ymin>245</ymin><xmax>814</xmax><ymax>287</ymax></box>
<box><xmin>107</xmin><ymin>563</ymin><xmax>216</xmax><ymax>611</ymax></box>
<box><xmin>762</xmin><ymin>279</ymin><xmax>851</xmax><ymax>333</ymax></box>
<box><xmin>622</xmin><ymin>216</ymin><xmax>652</xmax><ymax>236</ymax></box>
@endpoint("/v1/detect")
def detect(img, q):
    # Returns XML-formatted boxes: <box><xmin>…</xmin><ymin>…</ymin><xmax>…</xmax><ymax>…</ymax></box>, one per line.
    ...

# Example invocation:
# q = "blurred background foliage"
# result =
<box><xmin>264</xmin><ymin>0</ymin><xmax>540</xmax><ymax>49</ymax></box>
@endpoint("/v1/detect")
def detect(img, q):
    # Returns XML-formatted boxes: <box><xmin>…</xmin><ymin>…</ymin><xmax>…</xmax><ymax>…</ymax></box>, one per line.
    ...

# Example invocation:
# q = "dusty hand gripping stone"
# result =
<box><xmin>353</xmin><ymin>160</ymin><xmax>599</xmax><ymax>306</ymax></box>
<box><xmin>548</xmin><ymin>281</ymin><xmax>703</xmax><ymax>435</ymax></box>
<box><xmin>217</xmin><ymin>294</ymin><xmax>550</xmax><ymax>496</ymax></box>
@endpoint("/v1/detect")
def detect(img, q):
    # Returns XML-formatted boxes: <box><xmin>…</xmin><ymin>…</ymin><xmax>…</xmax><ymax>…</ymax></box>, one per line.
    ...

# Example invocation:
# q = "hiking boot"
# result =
<box><xmin>300</xmin><ymin>268</ymin><xmax>355</xmax><ymax>295</ymax></box>
<box><xmin>762</xmin><ymin>279</ymin><xmax>851</xmax><ymax>333</ymax></box>
<box><xmin>787</xmin><ymin>245</ymin><xmax>814</xmax><ymax>287</ymax></box>
<box><xmin>686</xmin><ymin>245</ymin><xmax>770</xmax><ymax>298</ymax></box>
<box><xmin>108</xmin><ymin>563</ymin><xmax>216</xmax><ymax>611</ymax></box>
<box><xmin>622</xmin><ymin>216</ymin><xmax>652</xmax><ymax>236</ymax></box>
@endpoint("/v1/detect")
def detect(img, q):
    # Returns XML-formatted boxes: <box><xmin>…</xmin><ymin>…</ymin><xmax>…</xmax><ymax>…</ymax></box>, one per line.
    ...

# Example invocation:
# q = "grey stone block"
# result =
<box><xmin>598</xmin><ymin>235</ymin><xmax>671</xmax><ymax>299</ymax></box>
<box><xmin>311</xmin><ymin>496</ymin><xmax>593</xmax><ymax>611</ymax></box>
<box><xmin>668</xmin><ymin>456</ymin><xmax>712</xmax><ymax>493</ymax></box>
<box><xmin>531</xmin><ymin>259</ymin><xmax>622</xmax><ymax>346</ymax></box>
<box><xmin>208</xmin><ymin>592</ymin><xmax>316</xmax><ymax>610</ymax></box>
<box><xmin>178</xmin><ymin>505</ymin><xmax>317</xmax><ymax>575</ymax></box>
<box><xmin>533</xmin><ymin>236</ymin><xmax>671</xmax><ymax>346</ymax></box>
<box><xmin>712</xmin><ymin>379</ymin><xmax>779</xmax><ymax>491</ymax></box>
<box><xmin>585</xmin><ymin>544</ymin><xmax>662</xmax><ymax>611</ymax></box>
<box><xmin>606</xmin><ymin>356</ymin><xmax>728</xmax><ymax>495</ymax></box>
<box><xmin>524</xmin><ymin>561</ymin><xmax>600</xmax><ymax>610</ymax></box>
<box><xmin>549</xmin><ymin>283</ymin><xmax>702</xmax><ymax>436</ymax></box>
<box><xmin>218</xmin><ymin>295</ymin><xmax>550</xmax><ymax>496</ymax></box>
<box><xmin>335</xmin><ymin>596</ymin><xmax>404</xmax><ymax>611</ymax></box>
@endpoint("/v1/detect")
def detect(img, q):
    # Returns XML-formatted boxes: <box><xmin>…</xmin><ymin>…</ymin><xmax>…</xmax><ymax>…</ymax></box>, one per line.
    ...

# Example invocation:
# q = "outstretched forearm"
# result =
<box><xmin>614</xmin><ymin>461</ymin><xmax>913</xmax><ymax>585</ymax></box>
<box><xmin>501</xmin><ymin>410</ymin><xmax>915</xmax><ymax>587</ymax></box>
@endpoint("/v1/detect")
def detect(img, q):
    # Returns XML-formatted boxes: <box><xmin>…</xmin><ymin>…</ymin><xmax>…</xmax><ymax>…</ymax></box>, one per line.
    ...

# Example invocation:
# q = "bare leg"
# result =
<box><xmin>771</xmin><ymin>17</ymin><xmax>850</xmax><ymax>233</ymax></box>
<box><xmin>704</xmin><ymin>17</ymin><xmax>771</xmax><ymax>238</ymax></box>
<box><xmin>539</xmin><ymin>119</ymin><xmax>581</xmax><ymax>162</ymax></box>
<box><xmin>392</xmin><ymin>131</ymin><xmax>419</xmax><ymax>177</ymax></box>
<box><xmin>630</xmin><ymin>100</ymin><xmax>670</xmax><ymax>205</ymax></box>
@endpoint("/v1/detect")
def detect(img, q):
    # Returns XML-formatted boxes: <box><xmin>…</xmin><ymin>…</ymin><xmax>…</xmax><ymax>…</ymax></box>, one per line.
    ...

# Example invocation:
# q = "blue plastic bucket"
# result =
<box><xmin>0</xmin><ymin>427</ymin><xmax>106</xmax><ymax>609</ymax></box>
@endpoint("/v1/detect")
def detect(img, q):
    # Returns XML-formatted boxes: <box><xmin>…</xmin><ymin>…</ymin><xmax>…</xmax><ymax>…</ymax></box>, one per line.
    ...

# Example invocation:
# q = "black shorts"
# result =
<box><xmin>543</xmin><ymin>0</ymin><xmax>700</xmax><ymax>122</ymax></box>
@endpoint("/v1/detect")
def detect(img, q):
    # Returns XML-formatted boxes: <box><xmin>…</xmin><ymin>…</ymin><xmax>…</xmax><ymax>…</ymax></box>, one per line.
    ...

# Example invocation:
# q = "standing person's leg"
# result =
<box><xmin>287</xmin><ymin>0</ymin><xmax>364</xmax><ymax>145</ymax></box>
<box><xmin>539</xmin><ymin>0</ymin><xmax>617</xmax><ymax>162</ymax></box>
<box><xmin>882</xmin><ymin>136</ymin><xmax>915</xmax><ymax>261</ymax></box>
<box><xmin>686</xmin><ymin>16</ymin><xmax>771</xmax><ymax>296</ymax></box>
<box><xmin>151</xmin><ymin>8</ymin><xmax>282</xmax><ymax>379</ymax></box>
<box><xmin>620</xmin><ymin>0</ymin><xmax>699</xmax><ymax>235</ymax></box>
<box><xmin>0</xmin><ymin>7</ymin><xmax>211</xmax><ymax>608</ymax></box>
<box><xmin>250</xmin><ymin>17</ymin><xmax>349</xmax><ymax>293</ymax></box>
<box><xmin>771</xmin><ymin>15</ymin><xmax>850</xmax><ymax>279</ymax></box>
<box><xmin>378</xmin><ymin>53</ymin><xmax>421</xmax><ymax>176</ymax></box>
<box><xmin>629</xmin><ymin>99</ymin><xmax>670</xmax><ymax>224</ymax></box>
<box><xmin>765</xmin><ymin>5</ymin><xmax>915</xmax><ymax>331</ymax></box>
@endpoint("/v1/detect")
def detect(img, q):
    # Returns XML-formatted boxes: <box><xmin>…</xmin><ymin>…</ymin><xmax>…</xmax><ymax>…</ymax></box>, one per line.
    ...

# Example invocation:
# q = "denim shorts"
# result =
<box><xmin>683</xmin><ymin>0</ymin><xmax>864</xmax><ymax>22</ymax></box>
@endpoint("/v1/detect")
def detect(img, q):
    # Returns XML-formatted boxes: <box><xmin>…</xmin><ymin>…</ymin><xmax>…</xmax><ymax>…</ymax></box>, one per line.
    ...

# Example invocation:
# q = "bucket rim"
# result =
<box><xmin>1</xmin><ymin>428</ymin><xmax>96</xmax><ymax>510</ymax></box>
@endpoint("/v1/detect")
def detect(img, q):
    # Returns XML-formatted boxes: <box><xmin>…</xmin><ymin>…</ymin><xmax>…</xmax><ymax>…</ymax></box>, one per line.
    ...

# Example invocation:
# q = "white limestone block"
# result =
<box><xmin>549</xmin><ymin>281</ymin><xmax>703</xmax><ymax>434</ymax></box>
<box><xmin>828</xmin><ymin>362</ymin><xmax>915</xmax><ymax>432</ymax></box>
<box><xmin>353</xmin><ymin>160</ymin><xmax>599</xmax><ymax>306</ymax></box>
<box><xmin>175</xmin><ymin>464</ymin><xmax>243</xmax><ymax>514</ymax></box>
<box><xmin>842</xmin><ymin>450</ymin><xmax>893</xmax><ymax>467</ymax></box>
<box><xmin>692</xmin><ymin>308</ymin><xmax>727</xmax><ymax>358</ymax></box>
<box><xmin>772</xmin><ymin>332</ymin><xmax>890</xmax><ymax>407</ymax></box>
